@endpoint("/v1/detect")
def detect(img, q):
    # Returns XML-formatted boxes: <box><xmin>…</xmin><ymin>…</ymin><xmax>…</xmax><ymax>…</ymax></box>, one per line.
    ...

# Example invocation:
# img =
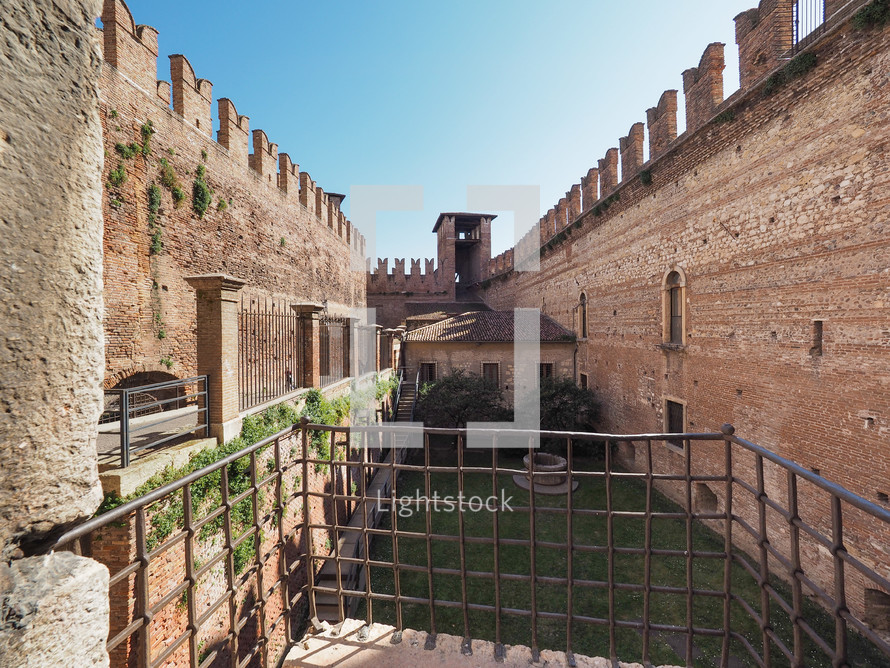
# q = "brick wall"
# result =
<box><xmin>98</xmin><ymin>0</ymin><xmax>366</xmax><ymax>389</ymax></box>
<box><xmin>478</xmin><ymin>14</ymin><xmax>890</xmax><ymax>617</ymax></box>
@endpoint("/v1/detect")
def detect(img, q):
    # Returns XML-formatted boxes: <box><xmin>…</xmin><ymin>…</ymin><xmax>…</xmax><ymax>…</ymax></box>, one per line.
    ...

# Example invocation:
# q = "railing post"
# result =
<box><xmin>292</xmin><ymin>303</ymin><xmax>324</xmax><ymax>388</ymax></box>
<box><xmin>184</xmin><ymin>274</ymin><xmax>247</xmax><ymax>443</ymax></box>
<box><xmin>120</xmin><ymin>389</ymin><xmax>130</xmax><ymax>468</ymax></box>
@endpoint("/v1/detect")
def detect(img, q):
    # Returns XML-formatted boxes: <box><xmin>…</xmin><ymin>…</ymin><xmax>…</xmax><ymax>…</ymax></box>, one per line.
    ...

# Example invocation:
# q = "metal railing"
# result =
<box><xmin>105</xmin><ymin>376</ymin><xmax>209</xmax><ymax>468</ymax></box>
<box><xmin>238</xmin><ymin>297</ymin><xmax>304</xmax><ymax>411</ymax></box>
<box><xmin>51</xmin><ymin>423</ymin><xmax>890</xmax><ymax>667</ymax></box>
<box><xmin>793</xmin><ymin>0</ymin><xmax>826</xmax><ymax>51</ymax></box>
<box><xmin>319</xmin><ymin>314</ymin><xmax>349</xmax><ymax>387</ymax></box>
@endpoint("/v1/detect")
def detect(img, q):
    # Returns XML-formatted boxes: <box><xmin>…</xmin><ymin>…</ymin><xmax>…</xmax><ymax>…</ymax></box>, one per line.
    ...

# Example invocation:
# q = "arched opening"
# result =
<box><xmin>101</xmin><ymin>371</ymin><xmax>184</xmax><ymax>423</ymax></box>
<box><xmin>662</xmin><ymin>268</ymin><xmax>687</xmax><ymax>345</ymax></box>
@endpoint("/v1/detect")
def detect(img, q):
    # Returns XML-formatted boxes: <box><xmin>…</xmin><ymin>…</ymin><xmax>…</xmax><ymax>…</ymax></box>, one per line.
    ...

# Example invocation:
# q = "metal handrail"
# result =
<box><xmin>410</xmin><ymin>371</ymin><xmax>420</xmax><ymax>421</ymax></box>
<box><xmin>49</xmin><ymin>422</ymin><xmax>890</xmax><ymax>668</ymax></box>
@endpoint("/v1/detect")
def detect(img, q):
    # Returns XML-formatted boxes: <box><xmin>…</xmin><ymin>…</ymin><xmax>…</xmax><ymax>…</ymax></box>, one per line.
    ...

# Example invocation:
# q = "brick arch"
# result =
<box><xmin>103</xmin><ymin>364</ymin><xmax>182</xmax><ymax>390</ymax></box>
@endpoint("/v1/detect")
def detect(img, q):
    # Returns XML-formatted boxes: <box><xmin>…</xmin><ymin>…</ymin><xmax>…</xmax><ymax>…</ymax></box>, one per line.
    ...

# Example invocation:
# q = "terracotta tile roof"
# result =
<box><xmin>404</xmin><ymin>310</ymin><xmax>575</xmax><ymax>343</ymax></box>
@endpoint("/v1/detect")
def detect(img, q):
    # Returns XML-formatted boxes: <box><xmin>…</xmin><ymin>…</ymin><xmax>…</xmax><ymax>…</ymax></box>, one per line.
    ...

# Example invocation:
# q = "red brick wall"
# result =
<box><xmin>98</xmin><ymin>1</ymin><xmax>365</xmax><ymax>388</ymax></box>
<box><xmin>479</xmin><ymin>17</ymin><xmax>890</xmax><ymax>616</ymax></box>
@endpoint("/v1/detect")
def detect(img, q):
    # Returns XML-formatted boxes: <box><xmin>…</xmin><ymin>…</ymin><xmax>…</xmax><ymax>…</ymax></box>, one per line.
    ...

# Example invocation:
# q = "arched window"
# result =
<box><xmin>662</xmin><ymin>268</ymin><xmax>687</xmax><ymax>345</ymax></box>
<box><xmin>579</xmin><ymin>292</ymin><xmax>588</xmax><ymax>339</ymax></box>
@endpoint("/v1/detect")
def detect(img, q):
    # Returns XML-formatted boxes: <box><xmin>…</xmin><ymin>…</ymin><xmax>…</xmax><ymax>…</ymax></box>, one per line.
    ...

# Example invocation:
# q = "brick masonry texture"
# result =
<box><xmin>475</xmin><ymin>11</ymin><xmax>890</xmax><ymax>616</ymax></box>
<box><xmin>98</xmin><ymin>0</ymin><xmax>366</xmax><ymax>389</ymax></box>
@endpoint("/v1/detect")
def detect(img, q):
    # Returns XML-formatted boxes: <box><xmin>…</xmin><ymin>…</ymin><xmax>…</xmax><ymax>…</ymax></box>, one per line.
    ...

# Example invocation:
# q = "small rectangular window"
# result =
<box><xmin>539</xmin><ymin>363</ymin><xmax>554</xmax><ymax>379</ymax></box>
<box><xmin>580</xmin><ymin>373</ymin><xmax>588</xmax><ymax>390</ymax></box>
<box><xmin>482</xmin><ymin>362</ymin><xmax>499</xmax><ymax>386</ymax></box>
<box><xmin>419</xmin><ymin>362</ymin><xmax>437</xmax><ymax>383</ymax></box>
<box><xmin>810</xmin><ymin>320</ymin><xmax>823</xmax><ymax>356</ymax></box>
<box><xmin>666</xmin><ymin>399</ymin><xmax>685</xmax><ymax>449</ymax></box>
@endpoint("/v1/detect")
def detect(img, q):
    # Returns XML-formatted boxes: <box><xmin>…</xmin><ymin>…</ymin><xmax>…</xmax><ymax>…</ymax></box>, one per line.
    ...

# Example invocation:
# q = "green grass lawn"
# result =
<box><xmin>354</xmin><ymin>449</ymin><xmax>887</xmax><ymax>667</ymax></box>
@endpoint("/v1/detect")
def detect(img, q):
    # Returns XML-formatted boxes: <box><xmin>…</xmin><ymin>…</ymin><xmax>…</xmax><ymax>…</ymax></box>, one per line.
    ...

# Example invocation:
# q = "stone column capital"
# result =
<box><xmin>184</xmin><ymin>274</ymin><xmax>247</xmax><ymax>302</ymax></box>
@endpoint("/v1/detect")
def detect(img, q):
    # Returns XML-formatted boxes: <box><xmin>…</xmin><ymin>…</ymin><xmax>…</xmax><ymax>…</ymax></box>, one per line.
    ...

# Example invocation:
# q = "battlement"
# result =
<box><xmin>477</xmin><ymin>1</ymin><xmax>853</xmax><ymax>282</ymax></box>
<box><xmin>368</xmin><ymin>257</ymin><xmax>450</xmax><ymax>293</ymax></box>
<box><xmin>98</xmin><ymin>0</ymin><xmax>361</xmax><ymax>252</ymax></box>
<box><xmin>682</xmin><ymin>43</ymin><xmax>725</xmax><ymax>134</ymax></box>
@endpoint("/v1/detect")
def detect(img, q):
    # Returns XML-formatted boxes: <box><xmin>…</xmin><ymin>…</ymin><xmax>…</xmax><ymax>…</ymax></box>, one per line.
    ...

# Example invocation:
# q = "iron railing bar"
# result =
<box><xmin>841</xmin><ymin>610</ymin><xmax>890</xmax><ymax>655</ymax></box>
<box><xmin>423</xmin><ymin>430</ymin><xmax>437</xmax><ymax>642</ymax></box>
<box><xmin>135</xmin><ymin>506</ymin><xmax>152</xmax><ymax>668</ymax></box>
<box><xmin>732</xmin><ymin>630</ymin><xmax>768</xmax><ymax>668</ymax></box>
<box><xmin>527</xmin><ymin>434</ymin><xmax>539</xmax><ymax>659</ymax></box>
<box><xmin>123</xmin><ymin>390</ymin><xmax>206</xmax><ymax>416</ymax></box>
<box><xmin>220</xmin><ymin>464</ymin><xmax>239</xmax><ymax>668</ymax></box>
<box><xmin>831</xmin><ymin>495</ymin><xmax>848</xmax><ymax>668</ymax></box>
<box><xmin>106</xmin><ymin>618</ymin><xmax>144</xmax><ymax>652</ymax></box>
<box><xmin>643</xmin><ymin>438</ymin><xmax>653</xmax><ymax>667</ymax></box>
<box><xmin>248</xmin><ymin>449</ymin><xmax>270</xmax><ymax>667</ymax></box>
<box><xmin>565</xmin><ymin>436</ymin><xmax>575</xmax><ymax>662</ymax></box>
<box><xmin>51</xmin><ymin>424</ymin><xmax>303</xmax><ymax>548</ymax></box>
<box><xmin>684</xmin><ymin>434</ymin><xmax>694</xmax><ymax>667</ymax></box>
<box><xmin>150</xmin><ymin>628</ymin><xmax>191</xmax><ymax>668</ymax></box>
<box><xmin>195</xmin><ymin>590</ymin><xmax>234</xmax><ymax>629</ymax></box>
<box><xmin>605</xmin><ymin>438</ymin><xmax>616</xmax><ymax>663</ymax></box>
<box><xmin>721</xmin><ymin>427</ymin><xmax>734</xmax><ymax>668</ymax></box>
<box><xmin>273</xmin><ymin>434</ymin><xmax>290</xmax><ymax>646</ymax></box>
<box><xmin>838</xmin><ymin>549</ymin><xmax>890</xmax><ymax>593</ymax></box>
<box><xmin>182</xmin><ymin>484</ymin><xmax>199</xmax><ymax>668</ymax></box>
<box><xmin>729</xmin><ymin>435</ymin><xmax>890</xmax><ymax>523</ymax></box>
<box><xmin>457</xmin><ymin>431</ymin><xmax>470</xmax><ymax>646</ymax></box>
<box><xmin>359</xmin><ymin>427</ymin><xmax>374</xmax><ymax>627</ymax></box>
<box><xmin>107</xmin><ymin>559</ymin><xmax>141</xmax><ymax>588</ymax></box>
<box><xmin>491</xmin><ymin>434</ymin><xmax>502</xmax><ymax>657</ymax></box>
<box><xmin>329</xmin><ymin>430</ymin><xmax>346</xmax><ymax>623</ymax></box>
<box><xmin>391</xmin><ymin>428</ymin><xmax>404</xmax><ymax>634</ymax></box>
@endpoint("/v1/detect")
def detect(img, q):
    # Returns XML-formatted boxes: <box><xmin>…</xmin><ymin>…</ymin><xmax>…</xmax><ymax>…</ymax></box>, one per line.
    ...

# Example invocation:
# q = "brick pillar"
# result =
<box><xmin>647</xmin><ymin>90</ymin><xmax>678</xmax><ymax>160</ymax></box>
<box><xmin>293</xmin><ymin>303</ymin><xmax>324</xmax><ymax>388</ymax></box>
<box><xmin>581</xmin><ymin>167</ymin><xmax>599</xmax><ymax>211</ymax></box>
<box><xmin>619</xmin><ymin>122</ymin><xmax>645</xmax><ymax>182</ymax></box>
<box><xmin>735</xmin><ymin>1</ymin><xmax>793</xmax><ymax>90</ymax></box>
<box><xmin>184</xmin><ymin>274</ymin><xmax>246</xmax><ymax>443</ymax></box>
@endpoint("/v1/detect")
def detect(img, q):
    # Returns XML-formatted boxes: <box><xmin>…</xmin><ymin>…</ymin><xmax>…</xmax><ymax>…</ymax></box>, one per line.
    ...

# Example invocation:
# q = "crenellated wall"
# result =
<box><xmin>98</xmin><ymin>0</ymin><xmax>366</xmax><ymax>387</ymax></box>
<box><xmin>477</xmin><ymin>1</ymin><xmax>890</xmax><ymax>619</ymax></box>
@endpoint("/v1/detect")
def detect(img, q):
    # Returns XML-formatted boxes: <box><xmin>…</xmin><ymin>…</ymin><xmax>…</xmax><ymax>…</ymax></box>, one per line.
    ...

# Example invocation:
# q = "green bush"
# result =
<box><xmin>192</xmin><ymin>164</ymin><xmax>212</xmax><ymax>218</ymax></box>
<box><xmin>853</xmin><ymin>0</ymin><xmax>890</xmax><ymax>29</ymax></box>
<box><xmin>107</xmin><ymin>163</ymin><xmax>127</xmax><ymax>188</ymax></box>
<box><xmin>763</xmin><ymin>52</ymin><xmax>817</xmax><ymax>96</ymax></box>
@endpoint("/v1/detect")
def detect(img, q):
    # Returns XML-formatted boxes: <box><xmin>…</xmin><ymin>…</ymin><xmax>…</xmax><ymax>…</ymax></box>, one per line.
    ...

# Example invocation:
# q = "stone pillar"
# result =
<box><xmin>293</xmin><ymin>304</ymin><xmax>324</xmax><ymax>388</ymax></box>
<box><xmin>1</xmin><ymin>0</ymin><xmax>110</xmax><ymax>665</ymax></box>
<box><xmin>184</xmin><ymin>274</ymin><xmax>247</xmax><ymax>443</ymax></box>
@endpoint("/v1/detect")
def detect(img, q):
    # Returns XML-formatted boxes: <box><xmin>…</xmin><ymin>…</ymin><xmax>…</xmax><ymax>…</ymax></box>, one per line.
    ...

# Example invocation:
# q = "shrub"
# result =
<box><xmin>640</xmin><ymin>169</ymin><xmax>653</xmax><ymax>186</ymax></box>
<box><xmin>171</xmin><ymin>186</ymin><xmax>185</xmax><ymax>207</ymax></box>
<box><xmin>192</xmin><ymin>164</ymin><xmax>212</xmax><ymax>218</ymax></box>
<box><xmin>852</xmin><ymin>0</ymin><xmax>890</xmax><ymax>30</ymax></box>
<box><xmin>107</xmin><ymin>163</ymin><xmax>127</xmax><ymax>188</ymax></box>
<box><xmin>763</xmin><ymin>52</ymin><xmax>817</xmax><ymax>96</ymax></box>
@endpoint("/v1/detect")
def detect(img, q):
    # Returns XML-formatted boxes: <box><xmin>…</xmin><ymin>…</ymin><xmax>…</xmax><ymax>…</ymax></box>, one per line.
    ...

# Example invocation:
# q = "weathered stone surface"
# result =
<box><xmin>0</xmin><ymin>0</ymin><xmax>105</xmax><ymax>555</ymax></box>
<box><xmin>0</xmin><ymin>552</ymin><xmax>110</xmax><ymax>667</ymax></box>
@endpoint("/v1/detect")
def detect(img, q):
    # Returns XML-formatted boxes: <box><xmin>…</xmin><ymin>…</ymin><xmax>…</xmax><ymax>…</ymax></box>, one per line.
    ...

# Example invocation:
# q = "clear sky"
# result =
<box><xmin>120</xmin><ymin>0</ymin><xmax>756</xmax><ymax>263</ymax></box>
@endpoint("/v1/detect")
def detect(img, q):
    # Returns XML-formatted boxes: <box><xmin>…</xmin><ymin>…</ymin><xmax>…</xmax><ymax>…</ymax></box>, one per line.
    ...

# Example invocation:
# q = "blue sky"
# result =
<box><xmin>120</xmin><ymin>0</ymin><xmax>756</xmax><ymax>262</ymax></box>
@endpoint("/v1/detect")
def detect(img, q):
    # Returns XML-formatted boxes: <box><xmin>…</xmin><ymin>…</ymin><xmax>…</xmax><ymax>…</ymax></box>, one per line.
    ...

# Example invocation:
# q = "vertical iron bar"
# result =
<box><xmin>565</xmin><ymin>436</ymin><xmax>574</xmax><ymax>662</ymax></box>
<box><xmin>756</xmin><ymin>454</ymin><xmax>773</xmax><ymax>668</ymax></box>
<box><xmin>301</xmin><ymin>421</ymin><xmax>317</xmax><ymax>622</ymax></box>
<box><xmin>605</xmin><ymin>439</ymin><xmax>616</xmax><ymax>663</ymax></box>
<box><xmin>491</xmin><ymin>434</ymin><xmax>502</xmax><ymax>657</ymax></box>
<box><xmin>721</xmin><ymin>432</ymin><xmax>734</xmax><ymax>668</ymax></box>
<box><xmin>274</xmin><ymin>432</ymin><xmax>291</xmax><ymax>646</ymax></box>
<box><xmin>390</xmin><ymin>428</ymin><xmax>403</xmax><ymax>633</ymax></box>
<box><xmin>457</xmin><ymin>432</ymin><xmax>470</xmax><ymax>645</ymax></box>
<box><xmin>221</xmin><ymin>464</ymin><xmax>239</xmax><ymax>668</ymax></box>
<box><xmin>331</xmin><ymin>430</ymin><xmax>345</xmax><ymax>622</ymax></box>
<box><xmin>831</xmin><ymin>495</ymin><xmax>848</xmax><ymax>668</ymax></box>
<box><xmin>528</xmin><ymin>434</ymin><xmax>539</xmax><ymax>658</ymax></box>
<box><xmin>643</xmin><ymin>439</ymin><xmax>653</xmax><ymax>666</ymax></box>
<box><xmin>424</xmin><ymin>431</ymin><xmax>437</xmax><ymax>639</ymax></box>
<box><xmin>685</xmin><ymin>435</ymin><xmax>694</xmax><ymax>666</ymax></box>
<box><xmin>135</xmin><ymin>506</ymin><xmax>151</xmax><ymax>668</ymax></box>
<box><xmin>182</xmin><ymin>485</ymin><xmax>199</xmax><ymax>667</ymax></box>
<box><xmin>120</xmin><ymin>389</ymin><xmax>130</xmax><ymax>468</ymax></box>
<box><xmin>359</xmin><ymin>427</ymin><xmax>373</xmax><ymax>626</ymax></box>
<box><xmin>249</xmin><ymin>450</ymin><xmax>269</xmax><ymax>667</ymax></box>
<box><xmin>787</xmin><ymin>472</ymin><xmax>804</xmax><ymax>668</ymax></box>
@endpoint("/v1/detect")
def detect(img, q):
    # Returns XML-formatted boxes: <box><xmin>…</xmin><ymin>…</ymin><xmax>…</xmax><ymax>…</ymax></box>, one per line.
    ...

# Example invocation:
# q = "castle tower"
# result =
<box><xmin>433</xmin><ymin>212</ymin><xmax>495</xmax><ymax>299</ymax></box>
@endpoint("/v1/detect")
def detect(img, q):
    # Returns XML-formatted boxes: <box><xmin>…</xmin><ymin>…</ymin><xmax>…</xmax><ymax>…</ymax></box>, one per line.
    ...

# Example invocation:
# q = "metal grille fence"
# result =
<box><xmin>238</xmin><ymin>298</ymin><xmax>303</xmax><ymax>411</ymax></box>
<box><xmin>51</xmin><ymin>424</ymin><xmax>890</xmax><ymax>668</ymax></box>
<box><xmin>319</xmin><ymin>314</ymin><xmax>348</xmax><ymax>387</ymax></box>
<box><xmin>793</xmin><ymin>0</ymin><xmax>826</xmax><ymax>51</ymax></box>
